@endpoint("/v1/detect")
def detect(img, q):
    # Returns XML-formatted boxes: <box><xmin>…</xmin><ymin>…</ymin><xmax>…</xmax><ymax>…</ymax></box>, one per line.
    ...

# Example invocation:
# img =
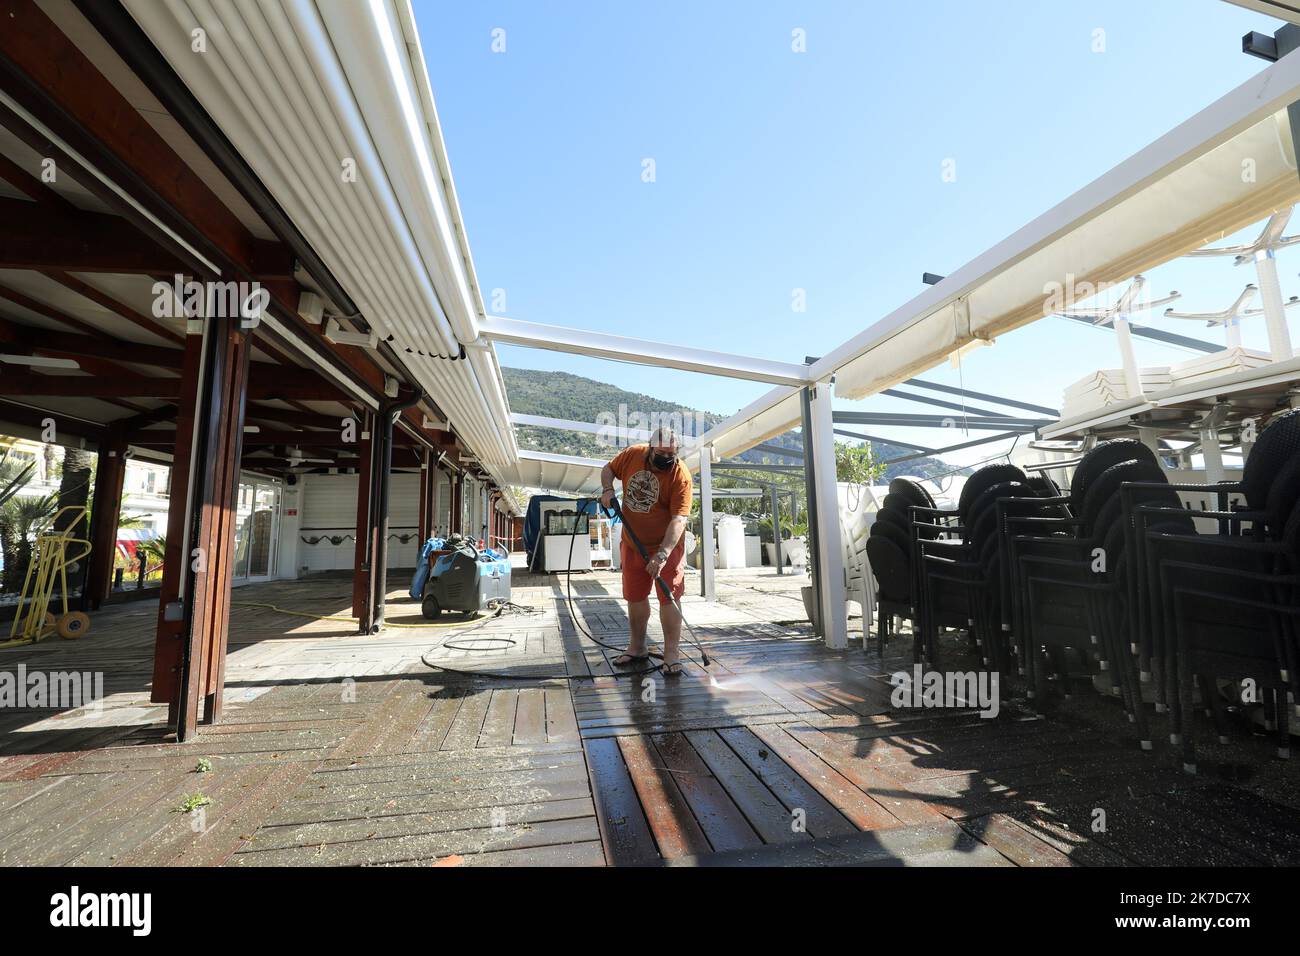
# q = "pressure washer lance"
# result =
<box><xmin>605</xmin><ymin>496</ymin><xmax>710</xmax><ymax>669</ymax></box>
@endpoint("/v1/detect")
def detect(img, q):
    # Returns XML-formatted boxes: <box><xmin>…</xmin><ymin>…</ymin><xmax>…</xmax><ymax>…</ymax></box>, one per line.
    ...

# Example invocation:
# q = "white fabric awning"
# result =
<box><xmin>686</xmin><ymin>47</ymin><xmax>1300</xmax><ymax>462</ymax></box>
<box><xmin>502</xmin><ymin>450</ymin><xmax>607</xmax><ymax>496</ymax></box>
<box><xmin>123</xmin><ymin>0</ymin><xmax>520</xmax><ymax>481</ymax></box>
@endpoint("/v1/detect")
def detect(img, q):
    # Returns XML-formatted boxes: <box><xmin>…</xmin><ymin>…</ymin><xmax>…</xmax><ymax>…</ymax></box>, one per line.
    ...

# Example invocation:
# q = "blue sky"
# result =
<box><xmin>415</xmin><ymin>0</ymin><xmax>1295</xmax><ymax>462</ymax></box>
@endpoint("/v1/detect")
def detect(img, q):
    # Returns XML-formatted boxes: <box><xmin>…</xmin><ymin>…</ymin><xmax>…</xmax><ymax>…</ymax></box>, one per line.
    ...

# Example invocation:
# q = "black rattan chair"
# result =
<box><xmin>1016</xmin><ymin>457</ymin><xmax>1184</xmax><ymax>749</ymax></box>
<box><xmin>912</xmin><ymin>464</ymin><xmax>1033</xmax><ymax>668</ymax></box>
<box><xmin>1124</xmin><ymin>408</ymin><xmax>1300</xmax><ymax>736</ymax></box>
<box><xmin>1164</xmin><ymin>496</ymin><xmax>1300</xmax><ymax>772</ymax></box>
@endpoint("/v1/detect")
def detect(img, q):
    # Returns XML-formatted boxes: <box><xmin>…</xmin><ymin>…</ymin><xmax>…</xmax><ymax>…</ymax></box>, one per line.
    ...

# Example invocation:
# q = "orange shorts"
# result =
<box><xmin>621</xmin><ymin>539</ymin><xmax>685</xmax><ymax>604</ymax></box>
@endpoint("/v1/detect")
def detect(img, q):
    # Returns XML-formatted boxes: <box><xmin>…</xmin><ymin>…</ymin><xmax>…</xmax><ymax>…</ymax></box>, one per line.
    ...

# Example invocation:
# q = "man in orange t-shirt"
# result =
<box><xmin>599</xmin><ymin>425</ymin><xmax>692</xmax><ymax>675</ymax></box>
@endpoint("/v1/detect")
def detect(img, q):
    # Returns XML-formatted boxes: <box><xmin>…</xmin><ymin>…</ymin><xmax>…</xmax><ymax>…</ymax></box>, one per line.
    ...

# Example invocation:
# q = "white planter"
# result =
<box><xmin>801</xmin><ymin>584</ymin><xmax>818</xmax><ymax>630</ymax></box>
<box><xmin>764</xmin><ymin>538</ymin><xmax>808</xmax><ymax>567</ymax></box>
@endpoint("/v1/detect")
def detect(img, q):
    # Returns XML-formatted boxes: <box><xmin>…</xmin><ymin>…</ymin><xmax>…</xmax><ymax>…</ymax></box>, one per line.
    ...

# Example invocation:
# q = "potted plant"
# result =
<box><xmin>784</xmin><ymin>520</ymin><xmax>809</xmax><ymax>568</ymax></box>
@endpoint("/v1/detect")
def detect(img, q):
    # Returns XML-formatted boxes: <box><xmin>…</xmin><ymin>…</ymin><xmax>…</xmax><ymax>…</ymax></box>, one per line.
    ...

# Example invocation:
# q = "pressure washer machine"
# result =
<box><xmin>420</xmin><ymin>535</ymin><xmax>512</xmax><ymax>618</ymax></box>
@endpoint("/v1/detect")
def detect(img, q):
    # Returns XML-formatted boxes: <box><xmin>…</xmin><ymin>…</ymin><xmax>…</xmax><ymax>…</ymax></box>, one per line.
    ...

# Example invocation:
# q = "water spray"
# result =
<box><xmin>605</xmin><ymin>496</ymin><xmax>713</xmax><ymax>673</ymax></box>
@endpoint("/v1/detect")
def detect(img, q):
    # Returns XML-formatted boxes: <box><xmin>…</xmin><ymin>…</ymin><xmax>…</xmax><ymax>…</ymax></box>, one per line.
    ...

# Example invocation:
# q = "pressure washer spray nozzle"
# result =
<box><xmin>603</xmin><ymin>492</ymin><xmax>714</xmax><ymax>674</ymax></box>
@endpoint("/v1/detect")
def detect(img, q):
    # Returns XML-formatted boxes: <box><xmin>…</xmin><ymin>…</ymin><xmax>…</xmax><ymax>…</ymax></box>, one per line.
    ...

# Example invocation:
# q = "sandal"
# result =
<box><xmin>612</xmin><ymin>652</ymin><xmax>649</xmax><ymax>667</ymax></box>
<box><xmin>661</xmin><ymin>661</ymin><xmax>685</xmax><ymax>677</ymax></box>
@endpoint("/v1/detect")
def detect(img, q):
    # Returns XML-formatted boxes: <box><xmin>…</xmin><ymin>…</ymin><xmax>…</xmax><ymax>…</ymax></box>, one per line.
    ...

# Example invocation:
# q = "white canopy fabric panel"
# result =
<box><xmin>682</xmin><ymin>388</ymin><xmax>803</xmax><ymax>468</ymax></box>
<box><xmin>814</xmin><ymin>54</ymin><xmax>1300</xmax><ymax>400</ymax></box>
<box><xmin>503</xmin><ymin>450</ymin><xmax>607</xmax><ymax>496</ymax></box>
<box><xmin>687</xmin><ymin>49</ymin><xmax>1300</xmax><ymax>463</ymax></box>
<box><xmin>122</xmin><ymin>0</ymin><xmax>518</xmax><ymax>481</ymax></box>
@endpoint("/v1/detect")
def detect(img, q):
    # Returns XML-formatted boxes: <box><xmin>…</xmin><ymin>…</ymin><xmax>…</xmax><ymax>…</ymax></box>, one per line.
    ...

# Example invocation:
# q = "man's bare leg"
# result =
<box><xmin>659</xmin><ymin>600</ymin><xmax>682</xmax><ymax>673</ymax></box>
<box><xmin>623</xmin><ymin>598</ymin><xmax>651</xmax><ymax>658</ymax></box>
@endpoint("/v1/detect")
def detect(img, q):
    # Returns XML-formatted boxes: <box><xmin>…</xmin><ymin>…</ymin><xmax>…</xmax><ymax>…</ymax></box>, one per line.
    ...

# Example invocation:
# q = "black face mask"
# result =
<box><xmin>650</xmin><ymin>452</ymin><xmax>676</xmax><ymax>471</ymax></box>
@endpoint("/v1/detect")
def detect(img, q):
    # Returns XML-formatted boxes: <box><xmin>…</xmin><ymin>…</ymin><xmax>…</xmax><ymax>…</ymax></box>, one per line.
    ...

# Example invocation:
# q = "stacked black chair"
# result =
<box><xmin>1014</xmin><ymin>444</ymin><xmax>1195</xmax><ymax>749</ymax></box>
<box><xmin>911</xmin><ymin>463</ymin><xmax>1043</xmax><ymax>670</ymax></box>
<box><xmin>865</xmin><ymin>478</ymin><xmax>934</xmax><ymax>657</ymax></box>
<box><xmin>1167</xmin><ymin>497</ymin><xmax>1299</xmax><ymax>772</ymax></box>
<box><xmin>1000</xmin><ymin>440</ymin><xmax>1154</xmax><ymax>680</ymax></box>
<box><xmin>1126</xmin><ymin>408</ymin><xmax>1300</xmax><ymax>770</ymax></box>
<box><xmin>993</xmin><ymin>438</ymin><xmax>1211</xmax><ymax>752</ymax></box>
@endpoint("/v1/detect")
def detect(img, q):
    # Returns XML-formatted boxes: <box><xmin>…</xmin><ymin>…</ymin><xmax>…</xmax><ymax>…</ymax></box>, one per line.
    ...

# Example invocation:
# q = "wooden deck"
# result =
<box><xmin>2</xmin><ymin>565</ymin><xmax>1299</xmax><ymax>867</ymax></box>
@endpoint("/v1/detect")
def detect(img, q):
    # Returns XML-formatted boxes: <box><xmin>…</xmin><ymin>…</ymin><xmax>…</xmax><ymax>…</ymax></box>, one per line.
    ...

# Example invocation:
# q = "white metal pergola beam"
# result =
<box><xmin>511</xmin><ymin>412</ymin><xmax>652</xmax><ymax>441</ymax></box>
<box><xmin>480</xmin><ymin>315</ymin><xmax>811</xmax><ymax>387</ymax></box>
<box><xmin>1224</xmin><ymin>0</ymin><xmax>1300</xmax><ymax>25</ymax></box>
<box><xmin>515</xmin><ymin>448</ymin><xmax>608</xmax><ymax>468</ymax></box>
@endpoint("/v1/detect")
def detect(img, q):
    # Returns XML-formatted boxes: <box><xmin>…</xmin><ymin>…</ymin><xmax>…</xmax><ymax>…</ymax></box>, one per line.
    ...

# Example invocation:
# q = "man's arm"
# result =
<box><xmin>599</xmin><ymin>463</ymin><xmax>616</xmax><ymax>509</ymax></box>
<box><xmin>646</xmin><ymin>514</ymin><xmax>688</xmax><ymax>578</ymax></box>
<box><xmin>657</xmin><ymin>515</ymin><xmax>688</xmax><ymax>555</ymax></box>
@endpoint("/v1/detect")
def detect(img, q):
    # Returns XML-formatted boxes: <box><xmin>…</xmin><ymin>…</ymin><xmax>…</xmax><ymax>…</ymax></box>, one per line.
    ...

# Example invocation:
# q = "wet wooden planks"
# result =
<box><xmin>4</xmin><ymin>568</ymin><xmax>1300</xmax><ymax>867</ymax></box>
<box><xmin>236</xmin><ymin>743</ymin><xmax>595</xmax><ymax>868</ymax></box>
<box><xmin>577</xmin><ymin>698</ymin><xmax>1300</xmax><ymax>867</ymax></box>
<box><xmin>581</xmin><ymin>723</ymin><xmax>923</xmax><ymax>865</ymax></box>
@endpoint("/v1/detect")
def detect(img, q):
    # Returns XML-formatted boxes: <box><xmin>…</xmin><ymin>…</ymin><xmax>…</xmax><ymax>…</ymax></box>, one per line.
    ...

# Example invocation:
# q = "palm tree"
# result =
<box><xmin>135</xmin><ymin>535</ymin><xmax>167</xmax><ymax>589</ymax></box>
<box><xmin>0</xmin><ymin>447</ymin><xmax>36</xmax><ymax>509</ymax></box>
<box><xmin>0</xmin><ymin>493</ymin><xmax>57</xmax><ymax>595</ymax></box>
<box><xmin>0</xmin><ymin>447</ymin><xmax>41</xmax><ymax>595</ymax></box>
<box><xmin>54</xmin><ymin>447</ymin><xmax>94</xmax><ymax>540</ymax></box>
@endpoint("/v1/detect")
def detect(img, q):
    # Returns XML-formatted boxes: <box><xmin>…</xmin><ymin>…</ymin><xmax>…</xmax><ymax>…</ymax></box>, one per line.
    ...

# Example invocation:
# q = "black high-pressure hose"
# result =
<box><xmin>423</xmin><ymin>494</ymin><xmax>691</xmax><ymax>681</ymax></box>
<box><xmin>420</xmin><ymin>494</ymin><xmax>713</xmax><ymax>681</ymax></box>
<box><xmin>604</xmin><ymin>497</ymin><xmax>711</xmax><ymax>668</ymax></box>
<box><xmin>559</xmin><ymin>498</ymin><xmax>663</xmax><ymax>677</ymax></box>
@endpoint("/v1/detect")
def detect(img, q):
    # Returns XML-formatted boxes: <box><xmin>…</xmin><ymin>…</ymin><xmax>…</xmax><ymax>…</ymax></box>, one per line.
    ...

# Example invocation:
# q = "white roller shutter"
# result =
<box><xmin>297</xmin><ymin>471</ymin><xmax>422</xmax><ymax>571</ymax></box>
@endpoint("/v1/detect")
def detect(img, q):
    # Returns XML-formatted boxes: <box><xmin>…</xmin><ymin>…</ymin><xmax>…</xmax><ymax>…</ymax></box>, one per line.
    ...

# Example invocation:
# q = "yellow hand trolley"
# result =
<box><xmin>8</xmin><ymin>505</ymin><xmax>93</xmax><ymax>644</ymax></box>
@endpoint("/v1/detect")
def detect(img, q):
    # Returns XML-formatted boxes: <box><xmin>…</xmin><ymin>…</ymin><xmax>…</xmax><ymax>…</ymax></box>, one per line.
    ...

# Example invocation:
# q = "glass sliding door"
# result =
<box><xmin>232</xmin><ymin>476</ymin><xmax>281</xmax><ymax>585</ymax></box>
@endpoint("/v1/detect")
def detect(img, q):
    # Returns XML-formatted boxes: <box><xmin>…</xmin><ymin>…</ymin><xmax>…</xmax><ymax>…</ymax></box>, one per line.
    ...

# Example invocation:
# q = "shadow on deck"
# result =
<box><xmin>1</xmin><ymin>566</ymin><xmax>1297</xmax><ymax>866</ymax></box>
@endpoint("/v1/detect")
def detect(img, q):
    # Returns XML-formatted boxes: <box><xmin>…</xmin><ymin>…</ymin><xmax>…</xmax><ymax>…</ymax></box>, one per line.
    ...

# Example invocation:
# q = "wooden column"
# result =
<box><xmin>351</xmin><ymin>410</ymin><xmax>375</xmax><ymax>630</ymax></box>
<box><xmin>451</xmin><ymin>473</ymin><xmax>463</xmax><ymax>535</ymax></box>
<box><xmin>417</xmin><ymin>448</ymin><xmax>431</xmax><ymax>542</ymax></box>
<box><xmin>194</xmin><ymin>319</ymin><xmax>251</xmax><ymax>726</ymax></box>
<box><xmin>152</xmin><ymin>336</ymin><xmax>202</xmax><ymax>731</ymax></box>
<box><xmin>83</xmin><ymin>425</ymin><xmax>127</xmax><ymax>610</ymax></box>
<box><xmin>430</xmin><ymin>460</ymin><xmax>441</xmax><ymax>538</ymax></box>
<box><xmin>150</xmin><ymin>315</ymin><xmax>250</xmax><ymax>739</ymax></box>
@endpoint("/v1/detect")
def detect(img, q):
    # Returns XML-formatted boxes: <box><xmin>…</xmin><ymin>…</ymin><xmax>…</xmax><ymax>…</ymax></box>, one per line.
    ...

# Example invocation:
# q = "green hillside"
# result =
<box><xmin>502</xmin><ymin>367</ymin><xmax>956</xmax><ymax>482</ymax></box>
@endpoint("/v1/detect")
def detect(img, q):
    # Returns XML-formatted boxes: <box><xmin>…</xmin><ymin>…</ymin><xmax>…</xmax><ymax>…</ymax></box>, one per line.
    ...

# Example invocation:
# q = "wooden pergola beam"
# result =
<box><xmin>0</xmin><ymin>340</ymin><xmax>159</xmax><ymax>380</ymax></box>
<box><xmin>0</xmin><ymin>152</ymin><xmax>73</xmax><ymax>208</ymax></box>
<box><xmin>0</xmin><ymin>1</ymin><xmax>283</xmax><ymax>275</ymax></box>
<box><xmin>42</xmin><ymin>270</ymin><xmax>184</xmax><ymax>345</ymax></box>
<box><xmin>119</xmin><ymin>404</ymin><xmax>177</xmax><ymax>431</ymax></box>
<box><xmin>245</xmin><ymin>405</ymin><xmax>348</xmax><ymax>431</ymax></box>
<box><xmin>0</xmin><ymin>399</ymin><xmax>105</xmax><ymax>441</ymax></box>
<box><xmin>0</xmin><ymin>197</ymin><xmax>191</xmax><ymax>274</ymax></box>
<box><xmin>0</xmin><ymin>371</ymin><xmax>343</xmax><ymax>401</ymax></box>
<box><xmin>0</xmin><ymin>282</ymin><xmax>112</xmax><ymax>339</ymax></box>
